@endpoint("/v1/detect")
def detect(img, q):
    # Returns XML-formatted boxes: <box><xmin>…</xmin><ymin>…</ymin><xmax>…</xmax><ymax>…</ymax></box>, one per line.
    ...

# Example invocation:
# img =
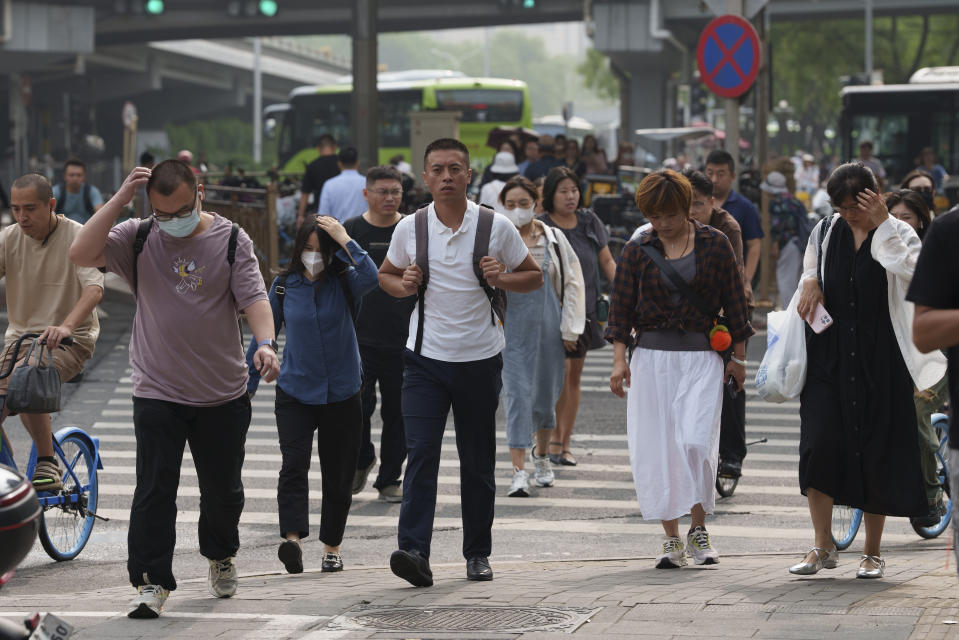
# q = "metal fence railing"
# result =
<box><xmin>203</xmin><ymin>183</ymin><xmax>279</xmax><ymax>286</ymax></box>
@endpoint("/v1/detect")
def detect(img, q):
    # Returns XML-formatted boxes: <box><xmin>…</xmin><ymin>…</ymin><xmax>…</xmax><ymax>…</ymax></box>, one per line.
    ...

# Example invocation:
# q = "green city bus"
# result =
<box><xmin>271</xmin><ymin>70</ymin><xmax>533</xmax><ymax>174</ymax></box>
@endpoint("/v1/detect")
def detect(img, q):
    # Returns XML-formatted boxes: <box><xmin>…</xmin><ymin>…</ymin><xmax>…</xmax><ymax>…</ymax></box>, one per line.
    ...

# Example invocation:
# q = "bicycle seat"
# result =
<box><xmin>65</xmin><ymin>371</ymin><xmax>84</xmax><ymax>384</ymax></box>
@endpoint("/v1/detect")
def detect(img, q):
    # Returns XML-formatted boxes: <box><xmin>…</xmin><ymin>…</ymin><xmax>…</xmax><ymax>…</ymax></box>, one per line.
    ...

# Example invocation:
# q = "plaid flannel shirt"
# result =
<box><xmin>604</xmin><ymin>221</ymin><xmax>754</xmax><ymax>345</ymax></box>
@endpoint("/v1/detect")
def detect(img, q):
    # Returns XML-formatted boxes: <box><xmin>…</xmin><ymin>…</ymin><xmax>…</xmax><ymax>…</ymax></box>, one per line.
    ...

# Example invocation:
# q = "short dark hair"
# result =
<box><xmin>900</xmin><ymin>168</ymin><xmax>935</xmax><ymax>190</ymax></box>
<box><xmin>541</xmin><ymin>166</ymin><xmax>581</xmax><ymax>213</ymax></box>
<box><xmin>64</xmin><ymin>158</ymin><xmax>86</xmax><ymax>173</ymax></box>
<box><xmin>885</xmin><ymin>189</ymin><xmax>931</xmax><ymax>240</ymax></box>
<box><xmin>12</xmin><ymin>173</ymin><xmax>53</xmax><ymax>202</ymax></box>
<box><xmin>423</xmin><ymin>138</ymin><xmax>470</xmax><ymax>167</ymax></box>
<box><xmin>280</xmin><ymin>216</ymin><xmax>339</xmax><ymax>280</ymax></box>
<box><xmin>826</xmin><ymin>161</ymin><xmax>878</xmax><ymax>207</ymax></box>
<box><xmin>366</xmin><ymin>164</ymin><xmax>402</xmax><ymax>186</ymax></box>
<box><xmin>148</xmin><ymin>158</ymin><xmax>197</xmax><ymax>197</ymax></box>
<box><xmin>139</xmin><ymin>151</ymin><xmax>155</xmax><ymax>166</ymax></box>
<box><xmin>316</xmin><ymin>134</ymin><xmax>336</xmax><ymax>148</ymax></box>
<box><xmin>635</xmin><ymin>169</ymin><xmax>692</xmax><ymax>216</ymax></box>
<box><xmin>498</xmin><ymin>175</ymin><xmax>538</xmax><ymax>205</ymax></box>
<box><xmin>682</xmin><ymin>168</ymin><xmax>713</xmax><ymax>198</ymax></box>
<box><xmin>705</xmin><ymin>150</ymin><xmax>734</xmax><ymax>172</ymax></box>
<box><xmin>338</xmin><ymin>147</ymin><xmax>359</xmax><ymax>167</ymax></box>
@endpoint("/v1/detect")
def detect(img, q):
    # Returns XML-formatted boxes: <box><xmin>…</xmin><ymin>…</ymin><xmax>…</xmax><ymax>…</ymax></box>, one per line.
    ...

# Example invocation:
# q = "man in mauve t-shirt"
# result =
<box><xmin>70</xmin><ymin>160</ymin><xmax>280</xmax><ymax>619</ymax></box>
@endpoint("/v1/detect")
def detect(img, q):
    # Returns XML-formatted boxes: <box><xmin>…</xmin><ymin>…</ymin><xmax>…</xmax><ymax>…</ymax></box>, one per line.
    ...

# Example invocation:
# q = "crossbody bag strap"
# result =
<box><xmin>413</xmin><ymin>207</ymin><xmax>431</xmax><ymax>355</ymax></box>
<box><xmin>473</xmin><ymin>206</ymin><xmax>498</xmax><ymax>325</ymax></box>
<box><xmin>548</xmin><ymin>226</ymin><xmax>566</xmax><ymax>303</ymax></box>
<box><xmin>274</xmin><ymin>274</ymin><xmax>288</xmax><ymax>329</ymax></box>
<box><xmin>816</xmin><ymin>215</ymin><xmax>833</xmax><ymax>292</ymax></box>
<box><xmin>640</xmin><ymin>243</ymin><xmax>714</xmax><ymax>321</ymax></box>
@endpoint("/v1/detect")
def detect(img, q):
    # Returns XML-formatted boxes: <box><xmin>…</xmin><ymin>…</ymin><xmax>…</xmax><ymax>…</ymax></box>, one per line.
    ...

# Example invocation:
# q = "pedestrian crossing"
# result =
<box><xmin>64</xmin><ymin>338</ymin><xmax>938</xmax><ymax>558</ymax></box>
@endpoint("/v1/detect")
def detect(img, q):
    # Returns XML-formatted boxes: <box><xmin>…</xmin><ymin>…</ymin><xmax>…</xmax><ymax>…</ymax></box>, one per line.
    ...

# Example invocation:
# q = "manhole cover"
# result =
<box><xmin>327</xmin><ymin>604</ymin><xmax>600</xmax><ymax>633</ymax></box>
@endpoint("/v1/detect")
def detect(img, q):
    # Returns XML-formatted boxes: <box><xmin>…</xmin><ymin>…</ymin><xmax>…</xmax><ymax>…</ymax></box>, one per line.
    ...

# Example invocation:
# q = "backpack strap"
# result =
<box><xmin>54</xmin><ymin>184</ymin><xmax>65</xmax><ymax>215</ymax></box>
<box><xmin>413</xmin><ymin>206</ymin><xmax>430</xmax><ymax>355</ymax></box>
<box><xmin>274</xmin><ymin>273</ymin><xmax>288</xmax><ymax>329</ymax></box>
<box><xmin>227</xmin><ymin>222</ymin><xmax>239</xmax><ymax>264</ymax></box>
<box><xmin>473</xmin><ymin>206</ymin><xmax>498</xmax><ymax>325</ymax></box>
<box><xmin>132</xmin><ymin>217</ymin><xmax>154</xmax><ymax>296</ymax></box>
<box><xmin>82</xmin><ymin>183</ymin><xmax>94</xmax><ymax>218</ymax></box>
<box><xmin>816</xmin><ymin>215</ymin><xmax>834</xmax><ymax>292</ymax></box>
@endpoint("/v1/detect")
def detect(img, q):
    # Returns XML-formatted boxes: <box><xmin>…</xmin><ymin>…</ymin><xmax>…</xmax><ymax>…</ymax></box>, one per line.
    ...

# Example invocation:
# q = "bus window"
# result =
<box><xmin>434</xmin><ymin>89</ymin><xmax>523</xmax><ymax>123</ymax></box>
<box><xmin>849</xmin><ymin>113</ymin><xmax>908</xmax><ymax>177</ymax></box>
<box><xmin>379</xmin><ymin>90</ymin><xmax>423</xmax><ymax>148</ymax></box>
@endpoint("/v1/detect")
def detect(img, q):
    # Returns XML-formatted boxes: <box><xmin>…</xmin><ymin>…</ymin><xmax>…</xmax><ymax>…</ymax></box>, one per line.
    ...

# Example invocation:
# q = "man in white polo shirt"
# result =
<box><xmin>379</xmin><ymin>138</ymin><xmax>542</xmax><ymax>586</ymax></box>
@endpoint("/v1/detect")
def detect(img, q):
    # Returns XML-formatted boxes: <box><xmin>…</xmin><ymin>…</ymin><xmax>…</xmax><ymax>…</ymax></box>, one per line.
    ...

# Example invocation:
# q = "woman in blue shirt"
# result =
<box><xmin>246</xmin><ymin>215</ymin><xmax>378</xmax><ymax>575</ymax></box>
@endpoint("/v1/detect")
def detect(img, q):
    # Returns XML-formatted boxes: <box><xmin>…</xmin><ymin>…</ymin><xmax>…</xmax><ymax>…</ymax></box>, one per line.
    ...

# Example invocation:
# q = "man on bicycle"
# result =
<box><xmin>1</xmin><ymin>173</ymin><xmax>104</xmax><ymax>492</ymax></box>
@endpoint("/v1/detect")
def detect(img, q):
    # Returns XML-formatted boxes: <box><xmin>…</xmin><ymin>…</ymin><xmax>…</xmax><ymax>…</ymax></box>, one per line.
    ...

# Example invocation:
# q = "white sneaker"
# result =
<box><xmin>531</xmin><ymin>451</ymin><xmax>554</xmax><ymax>487</ymax></box>
<box><xmin>208</xmin><ymin>557</ymin><xmax>238</xmax><ymax>598</ymax></box>
<box><xmin>655</xmin><ymin>537</ymin><xmax>687</xmax><ymax>569</ymax></box>
<box><xmin>686</xmin><ymin>526</ymin><xmax>720</xmax><ymax>565</ymax></box>
<box><xmin>508</xmin><ymin>469</ymin><xmax>530</xmax><ymax>497</ymax></box>
<box><xmin>128</xmin><ymin>584</ymin><xmax>169</xmax><ymax>619</ymax></box>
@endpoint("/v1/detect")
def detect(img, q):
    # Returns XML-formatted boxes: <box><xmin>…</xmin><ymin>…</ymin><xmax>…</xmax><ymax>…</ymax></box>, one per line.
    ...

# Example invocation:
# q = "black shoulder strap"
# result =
<box><xmin>640</xmin><ymin>243</ymin><xmax>714</xmax><ymax>320</ymax></box>
<box><xmin>473</xmin><ymin>206</ymin><xmax>499</xmax><ymax>325</ymax></box>
<box><xmin>132</xmin><ymin>217</ymin><xmax>154</xmax><ymax>296</ymax></box>
<box><xmin>413</xmin><ymin>206</ymin><xmax>430</xmax><ymax>355</ymax></box>
<box><xmin>54</xmin><ymin>184</ymin><xmax>65</xmax><ymax>215</ymax></box>
<box><xmin>816</xmin><ymin>215</ymin><xmax>833</xmax><ymax>292</ymax></box>
<box><xmin>274</xmin><ymin>274</ymin><xmax>288</xmax><ymax>329</ymax></box>
<box><xmin>227</xmin><ymin>222</ymin><xmax>239</xmax><ymax>264</ymax></box>
<box><xmin>82</xmin><ymin>183</ymin><xmax>93</xmax><ymax>217</ymax></box>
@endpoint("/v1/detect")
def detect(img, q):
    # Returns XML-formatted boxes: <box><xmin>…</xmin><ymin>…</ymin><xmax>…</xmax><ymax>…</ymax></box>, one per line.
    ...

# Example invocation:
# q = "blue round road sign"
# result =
<box><xmin>697</xmin><ymin>15</ymin><xmax>761</xmax><ymax>99</ymax></box>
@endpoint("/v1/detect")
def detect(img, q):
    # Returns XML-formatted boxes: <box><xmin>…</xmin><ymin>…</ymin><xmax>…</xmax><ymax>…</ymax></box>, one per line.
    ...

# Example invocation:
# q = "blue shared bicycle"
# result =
<box><xmin>0</xmin><ymin>333</ymin><xmax>104</xmax><ymax>562</ymax></box>
<box><xmin>831</xmin><ymin>412</ymin><xmax>952</xmax><ymax>549</ymax></box>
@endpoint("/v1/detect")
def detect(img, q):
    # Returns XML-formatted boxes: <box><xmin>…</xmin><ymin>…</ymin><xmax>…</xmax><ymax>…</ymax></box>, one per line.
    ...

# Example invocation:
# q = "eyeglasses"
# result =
<box><xmin>370</xmin><ymin>188</ymin><xmax>402</xmax><ymax>198</ymax></box>
<box><xmin>153</xmin><ymin>191</ymin><xmax>198</xmax><ymax>222</ymax></box>
<box><xmin>909</xmin><ymin>186</ymin><xmax>934</xmax><ymax>194</ymax></box>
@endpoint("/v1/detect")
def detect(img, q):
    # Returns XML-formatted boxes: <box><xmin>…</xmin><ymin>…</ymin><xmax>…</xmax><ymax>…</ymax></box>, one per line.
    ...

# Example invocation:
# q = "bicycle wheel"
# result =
<box><xmin>715</xmin><ymin>475</ymin><xmax>739</xmax><ymax>498</ymax></box>
<box><xmin>911</xmin><ymin>433</ymin><xmax>952</xmax><ymax>539</ymax></box>
<box><xmin>38</xmin><ymin>433</ymin><xmax>98</xmax><ymax>561</ymax></box>
<box><xmin>830</xmin><ymin>505</ymin><xmax>862</xmax><ymax>550</ymax></box>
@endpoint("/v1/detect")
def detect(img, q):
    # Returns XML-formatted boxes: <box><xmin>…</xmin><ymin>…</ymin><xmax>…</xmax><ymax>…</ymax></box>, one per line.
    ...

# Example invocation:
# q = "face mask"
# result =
<box><xmin>504</xmin><ymin>206</ymin><xmax>535</xmax><ymax>228</ymax></box>
<box><xmin>301</xmin><ymin>251</ymin><xmax>325</xmax><ymax>277</ymax></box>
<box><xmin>157</xmin><ymin>209</ymin><xmax>200</xmax><ymax>238</ymax></box>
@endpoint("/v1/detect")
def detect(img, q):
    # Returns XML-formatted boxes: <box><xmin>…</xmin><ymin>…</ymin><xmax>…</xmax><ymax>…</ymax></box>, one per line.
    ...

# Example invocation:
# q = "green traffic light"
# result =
<box><xmin>144</xmin><ymin>0</ymin><xmax>164</xmax><ymax>14</ymax></box>
<box><xmin>522</xmin><ymin>0</ymin><xmax>535</xmax><ymax>7</ymax></box>
<box><xmin>258</xmin><ymin>0</ymin><xmax>278</xmax><ymax>16</ymax></box>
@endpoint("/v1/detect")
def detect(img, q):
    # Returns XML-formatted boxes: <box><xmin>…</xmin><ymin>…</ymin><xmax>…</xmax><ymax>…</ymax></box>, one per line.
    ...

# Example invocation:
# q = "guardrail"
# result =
<box><xmin>203</xmin><ymin>183</ymin><xmax>279</xmax><ymax>286</ymax></box>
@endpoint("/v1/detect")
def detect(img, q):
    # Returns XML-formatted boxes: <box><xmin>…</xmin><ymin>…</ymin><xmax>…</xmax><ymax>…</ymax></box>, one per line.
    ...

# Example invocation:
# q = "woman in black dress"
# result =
<box><xmin>790</xmin><ymin>163</ymin><xmax>945</xmax><ymax>579</ymax></box>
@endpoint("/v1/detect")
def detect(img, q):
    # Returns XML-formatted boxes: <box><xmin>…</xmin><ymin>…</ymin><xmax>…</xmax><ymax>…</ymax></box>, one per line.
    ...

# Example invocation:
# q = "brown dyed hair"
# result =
<box><xmin>900</xmin><ymin>168</ymin><xmax>935</xmax><ymax>191</ymax></box>
<box><xmin>634</xmin><ymin>169</ymin><xmax>693</xmax><ymax>216</ymax></box>
<box><xmin>498</xmin><ymin>175</ymin><xmax>538</xmax><ymax>205</ymax></box>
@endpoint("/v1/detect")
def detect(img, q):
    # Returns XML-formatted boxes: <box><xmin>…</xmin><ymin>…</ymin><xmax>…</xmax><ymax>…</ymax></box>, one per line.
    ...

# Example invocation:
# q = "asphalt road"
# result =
<box><xmin>1</xmin><ymin>289</ymin><xmax>943</xmax><ymax>599</ymax></box>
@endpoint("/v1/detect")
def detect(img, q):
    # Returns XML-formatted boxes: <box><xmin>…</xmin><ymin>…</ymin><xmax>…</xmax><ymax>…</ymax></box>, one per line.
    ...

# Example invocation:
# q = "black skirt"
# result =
<box><xmin>798</xmin><ymin>219</ymin><xmax>926</xmax><ymax>517</ymax></box>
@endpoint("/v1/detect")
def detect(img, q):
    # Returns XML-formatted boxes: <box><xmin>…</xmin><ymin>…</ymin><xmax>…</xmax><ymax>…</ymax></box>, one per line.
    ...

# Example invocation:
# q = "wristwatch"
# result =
<box><xmin>258</xmin><ymin>338</ymin><xmax>278</xmax><ymax>353</ymax></box>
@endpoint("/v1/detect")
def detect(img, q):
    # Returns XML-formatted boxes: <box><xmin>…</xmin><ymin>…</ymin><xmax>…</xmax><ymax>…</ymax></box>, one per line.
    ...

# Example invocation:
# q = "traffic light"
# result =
<box><xmin>498</xmin><ymin>0</ymin><xmax>536</xmax><ymax>9</ymax></box>
<box><xmin>226</xmin><ymin>1</ymin><xmax>279</xmax><ymax>17</ymax></box>
<box><xmin>144</xmin><ymin>0</ymin><xmax>164</xmax><ymax>14</ymax></box>
<box><xmin>258</xmin><ymin>0</ymin><xmax>278</xmax><ymax>16</ymax></box>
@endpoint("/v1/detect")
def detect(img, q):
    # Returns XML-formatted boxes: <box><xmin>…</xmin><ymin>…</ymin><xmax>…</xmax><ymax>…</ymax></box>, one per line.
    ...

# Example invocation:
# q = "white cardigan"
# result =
<box><xmin>801</xmin><ymin>213</ymin><xmax>947</xmax><ymax>390</ymax></box>
<box><xmin>540</xmin><ymin>223</ymin><xmax>587</xmax><ymax>342</ymax></box>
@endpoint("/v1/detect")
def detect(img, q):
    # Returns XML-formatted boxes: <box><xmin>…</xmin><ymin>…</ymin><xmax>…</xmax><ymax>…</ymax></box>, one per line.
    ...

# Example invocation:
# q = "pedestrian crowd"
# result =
<box><xmin>0</xmin><ymin>131</ymin><xmax>956</xmax><ymax>621</ymax></box>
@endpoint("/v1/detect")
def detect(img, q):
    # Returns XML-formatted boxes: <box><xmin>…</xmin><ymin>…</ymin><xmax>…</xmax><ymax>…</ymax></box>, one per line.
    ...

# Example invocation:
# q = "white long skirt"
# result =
<box><xmin>626</xmin><ymin>347</ymin><xmax>724</xmax><ymax>521</ymax></box>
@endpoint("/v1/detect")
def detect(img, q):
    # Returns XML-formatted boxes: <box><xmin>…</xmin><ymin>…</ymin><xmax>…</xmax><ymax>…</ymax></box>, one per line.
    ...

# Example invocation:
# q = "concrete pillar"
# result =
<box><xmin>626</xmin><ymin>67</ymin><xmax>668</xmax><ymax>162</ymax></box>
<box><xmin>352</xmin><ymin>0</ymin><xmax>378</xmax><ymax>170</ymax></box>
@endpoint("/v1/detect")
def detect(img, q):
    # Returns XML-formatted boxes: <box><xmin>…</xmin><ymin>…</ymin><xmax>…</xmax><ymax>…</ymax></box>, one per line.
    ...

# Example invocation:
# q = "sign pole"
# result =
<box><xmin>725</xmin><ymin>0</ymin><xmax>743</xmax><ymax>189</ymax></box>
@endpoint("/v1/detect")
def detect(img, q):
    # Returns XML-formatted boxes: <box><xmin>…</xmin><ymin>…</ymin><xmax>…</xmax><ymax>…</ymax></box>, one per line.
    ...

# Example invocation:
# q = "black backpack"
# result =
<box><xmin>273</xmin><ymin>263</ymin><xmax>357</xmax><ymax>331</ymax></box>
<box><xmin>131</xmin><ymin>217</ymin><xmax>239</xmax><ymax>295</ymax></box>
<box><xmin>54</xmin><ymin>183</ymin><xmax>94</xmax><ymax>218</ymax></box>
<box><xmin>412</xmin><ymin>205</ymin><xmax>507</xmax><ymax>355</ymax></box>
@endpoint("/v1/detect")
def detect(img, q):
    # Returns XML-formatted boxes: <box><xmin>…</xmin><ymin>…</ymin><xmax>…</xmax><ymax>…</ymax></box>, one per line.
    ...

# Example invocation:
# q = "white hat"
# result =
<box><xmin>489</xmin><ymin>151</ymin><xmax>518</xmax><ymax>174</ymax></box>
<box><xmin>761</xmin><ymin>171</ymin><xmax>788</xmax><ymax>194</ymax></box>
<box><xmin>802</xmin><ymin>153</ymin><xmax>815</xmax><ymax>163</ymax></box>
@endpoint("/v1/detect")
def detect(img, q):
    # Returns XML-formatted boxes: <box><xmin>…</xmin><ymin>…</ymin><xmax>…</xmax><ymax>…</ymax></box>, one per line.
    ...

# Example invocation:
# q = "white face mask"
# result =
<box><xmin>504</xmin><ymin>206</ymin><xmax>535</xmax><ymax>228</ymax></box>
<box><xmin>301</xmin><ymin>251</ymin><xmax>325</xmax><ymax>277</ymax></box>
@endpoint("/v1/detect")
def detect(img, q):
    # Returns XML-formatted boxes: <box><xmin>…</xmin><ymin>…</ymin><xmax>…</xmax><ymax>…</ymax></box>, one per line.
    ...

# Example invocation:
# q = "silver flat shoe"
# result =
<box><xmin>788</xmin><ymin>546</ymin><xmax>839</xmax><ymax>575</ymax></box>
<box><xmin>856</xmin><ymin>554</ymin><xmax>885</xmax><ymax>579</ymax></box>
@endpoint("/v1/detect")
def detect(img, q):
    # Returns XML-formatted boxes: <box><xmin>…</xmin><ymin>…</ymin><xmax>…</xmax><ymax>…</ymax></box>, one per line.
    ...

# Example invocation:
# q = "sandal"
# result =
<box><xmin>560</xmin><ymin>450</ymin><xmax>577</xmax><ymax>466</ymax></box>
<box><xmin>547</xmin><ymin>441</ymin><xmax>563</xmax><ymax>466</ymax></box>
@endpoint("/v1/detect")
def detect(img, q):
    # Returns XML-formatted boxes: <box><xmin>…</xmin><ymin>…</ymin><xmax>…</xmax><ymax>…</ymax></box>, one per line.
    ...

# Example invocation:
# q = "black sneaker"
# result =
<box><xmin>911</xmin><ymin>493</ymin><xmax>947</xmax><ymax>528</ymax></box>
<box><xmin>321</xmin><ymin>551</ymin><xmax>343</xmax><ymax>572</ymax></box>
<box><xmin>278</xmin><ymin>540</ymin><xmax>303</xmax><ymax>574</ymax></box>
<box><xmin>717</xmin><ymin>459</ymin><xmax>742</xmax><ymax>479</ymax></box>
<box><xmin>390</xmin><ymin>549</ymin><xmax>433</xmax><ymax>587</ymax></box>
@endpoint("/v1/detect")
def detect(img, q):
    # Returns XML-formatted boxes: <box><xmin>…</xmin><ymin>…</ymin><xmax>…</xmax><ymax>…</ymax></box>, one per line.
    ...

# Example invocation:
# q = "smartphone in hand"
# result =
<box><xmin>806</xmin><ymin>302</ymin><xmax>833</xmax><ymax>334</ymax></box>
<box><xmin>725</xmin><ymin>376</ymin><xmax>738</xmax><ymax>399</ymax></box>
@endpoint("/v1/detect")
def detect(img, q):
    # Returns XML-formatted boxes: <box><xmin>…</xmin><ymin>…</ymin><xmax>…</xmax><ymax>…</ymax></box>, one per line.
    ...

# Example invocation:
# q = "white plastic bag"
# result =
<box><xmin>754</xmin><ymin>289</ymin><xmax>808</xmax><ymax>403</ymax></box>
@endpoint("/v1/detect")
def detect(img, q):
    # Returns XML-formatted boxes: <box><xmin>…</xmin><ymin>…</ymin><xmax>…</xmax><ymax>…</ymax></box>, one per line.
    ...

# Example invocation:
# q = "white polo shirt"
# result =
<box><xmin>386</xmin><ymin>199</ymin><xmax>530</xmax><ymax>362</ymax></box>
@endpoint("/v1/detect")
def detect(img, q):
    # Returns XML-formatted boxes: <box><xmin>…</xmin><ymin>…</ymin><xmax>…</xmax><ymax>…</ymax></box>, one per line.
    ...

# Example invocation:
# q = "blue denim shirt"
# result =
<box><xmin>246</xmin><ymin>240</ymin><xmax>378</xmax><ymax>404</ymax></box>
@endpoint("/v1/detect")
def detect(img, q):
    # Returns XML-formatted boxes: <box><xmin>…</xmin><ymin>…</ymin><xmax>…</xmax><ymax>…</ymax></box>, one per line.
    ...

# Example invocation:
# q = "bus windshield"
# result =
<box><xmin>434</xmin><ymin>89</ymin><xmax>524</xmax><ymax>123</ymax></box>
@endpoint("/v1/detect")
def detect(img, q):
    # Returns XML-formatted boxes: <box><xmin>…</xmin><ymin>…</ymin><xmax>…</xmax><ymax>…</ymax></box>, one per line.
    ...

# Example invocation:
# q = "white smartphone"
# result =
<box><xmin>806</xmin><ymin>302</ymin><xmax>833</xmax><ymax>334</ymax></box>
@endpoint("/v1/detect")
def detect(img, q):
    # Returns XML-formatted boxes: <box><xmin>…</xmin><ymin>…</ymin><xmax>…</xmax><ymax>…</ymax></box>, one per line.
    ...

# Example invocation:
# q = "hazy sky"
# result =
<box><xmin>430</xmin><ymin>22</ymin><xmax>587</xmax><ymax>59</ymax></box>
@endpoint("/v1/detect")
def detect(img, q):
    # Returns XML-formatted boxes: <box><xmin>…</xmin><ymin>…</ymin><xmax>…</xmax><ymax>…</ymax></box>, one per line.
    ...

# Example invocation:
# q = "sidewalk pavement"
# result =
<box><xmin>2</xmin><ymin>548</ymin><xmax>956</xmax><ymax>639</ymax></box>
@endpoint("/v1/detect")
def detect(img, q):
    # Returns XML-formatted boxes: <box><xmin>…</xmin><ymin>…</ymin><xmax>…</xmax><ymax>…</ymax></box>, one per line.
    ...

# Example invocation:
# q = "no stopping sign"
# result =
<box><xmin>697</xmin><ymin>15</ymin><xmax>761</xmax><ymax>99</ymax></box>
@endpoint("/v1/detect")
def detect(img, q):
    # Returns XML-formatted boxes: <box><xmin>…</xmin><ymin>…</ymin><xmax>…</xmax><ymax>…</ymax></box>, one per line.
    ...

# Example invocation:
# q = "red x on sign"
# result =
<box><xmin>697</xmin><ymin>15</ymin><xmax>761</xmax><ymax>99</ymax></box>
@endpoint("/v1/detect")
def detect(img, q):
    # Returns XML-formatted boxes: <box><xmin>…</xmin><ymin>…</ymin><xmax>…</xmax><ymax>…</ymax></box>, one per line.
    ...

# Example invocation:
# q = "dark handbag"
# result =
<box><xmin>6</xmin><ymin>341</ymin><xmax>62</xmax><ymax>414</ymax></box>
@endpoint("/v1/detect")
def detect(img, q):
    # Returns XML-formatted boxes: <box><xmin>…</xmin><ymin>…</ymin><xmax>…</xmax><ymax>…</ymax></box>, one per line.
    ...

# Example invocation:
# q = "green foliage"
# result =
<box><xmin>578</xmin><ymin>48</ymin><xmax>620</xmax><ymax>101</ymax></box>
<box><xmin>163</xmin><ymin>118</ymin><xmax>277</xmax><ymax>170</ymax></box>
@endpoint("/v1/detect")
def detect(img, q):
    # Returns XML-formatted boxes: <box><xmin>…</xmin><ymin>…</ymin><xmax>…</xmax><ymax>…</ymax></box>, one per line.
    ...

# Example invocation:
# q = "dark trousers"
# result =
<box><xmin>357</xmin><ymin>343</ymin><xmax>407</xmax><ymax>489</ymax></box>
<box><xmin>398</xmin><ymin>349</ymin><xmax>502</xmax><ymax>560</ymax></box>
<box><xmin>128</xmin><ymin>394</ymin><xmax>251</xmax><ymax>591</ymax></box>
<box><xmin>719</xmin><ymin>368</ymin><xmax>747</xmax><ymax>464</ymax></box>
<box><xmin>275</xmin><ymin>386</ymin><xmax>362</xmax><ymax>546</ymax></box>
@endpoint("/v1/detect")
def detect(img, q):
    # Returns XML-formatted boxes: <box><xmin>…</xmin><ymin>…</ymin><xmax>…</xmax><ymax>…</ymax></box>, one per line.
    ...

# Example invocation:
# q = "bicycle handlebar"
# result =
<box><xmin>0</xmin><ymin>333</ymin><xmax>74</xmax><ymax>381</ymax></box>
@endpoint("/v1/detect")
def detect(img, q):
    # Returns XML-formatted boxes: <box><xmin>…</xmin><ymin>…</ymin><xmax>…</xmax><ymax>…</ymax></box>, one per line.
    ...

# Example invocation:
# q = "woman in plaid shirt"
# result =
<box><xmin>606</xmin><ymin>170</ymin><xmax>753</xmax><ymax>569</ymax></box>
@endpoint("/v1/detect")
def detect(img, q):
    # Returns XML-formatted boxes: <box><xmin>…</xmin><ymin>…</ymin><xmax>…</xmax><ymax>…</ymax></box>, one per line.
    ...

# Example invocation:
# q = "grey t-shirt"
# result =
<box><xmin>104</xmin><ymin>214</ymin><xmax>268</xmax><ymax>406</ymax></box>
<box><xmin>638</xmin><ymin>250</ymin><xmax>710</xmax><ymax>351</ymax></box>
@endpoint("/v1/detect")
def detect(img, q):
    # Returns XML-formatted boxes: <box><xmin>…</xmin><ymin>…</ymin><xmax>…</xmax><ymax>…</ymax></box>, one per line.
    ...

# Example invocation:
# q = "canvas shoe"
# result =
<box><xmin>31</xmin><ymin>459</ymin><xmax>62</xmax><ymax>493</ymax></box>
<box><xmin>686</xmin><ymin>526</ymin><xmax>720</xmax><ymax>565</ymax></box>
<box><xmin>208</xmin><ymin>557</ymin><xmax>238</xmax><ymax>598</ymax></box>
<box><xmin>128</xmin><ymin>584</ymin><xmax>169</xmax><ymax>619</ymax></box>
<box><xmin>655</xmin><ymin>537</ymin><xmax>687</xmax><ymax>569</ymax></box>
<box><xmin>531</xmin><ymin>450</ymin><xmax>554</xmax><ymax>487</ymax></box>
<box><xmin>508</xmin><ymin>469</ymin><xmax>530</xmax><ymax>497</ymax></box>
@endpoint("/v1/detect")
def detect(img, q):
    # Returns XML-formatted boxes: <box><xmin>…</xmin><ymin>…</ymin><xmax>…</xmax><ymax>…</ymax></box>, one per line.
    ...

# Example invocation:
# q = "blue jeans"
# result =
<box><xmin>397</xmin><ymin>350</ymin><xmax>502</xmax><ymax>559</ymax></box>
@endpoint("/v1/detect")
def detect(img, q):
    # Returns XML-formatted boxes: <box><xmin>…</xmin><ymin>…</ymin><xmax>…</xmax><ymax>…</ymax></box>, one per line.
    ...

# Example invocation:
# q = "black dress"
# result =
<box><xmin>798</xmin><ymin>218</ymin><xmax>926</xmax><ymax>516</ymax></box>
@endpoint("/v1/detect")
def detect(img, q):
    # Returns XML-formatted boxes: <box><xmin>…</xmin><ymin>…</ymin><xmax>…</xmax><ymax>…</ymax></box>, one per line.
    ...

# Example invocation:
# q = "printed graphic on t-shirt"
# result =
<box><xmin>172</xmin><ymin>257</ymin><xmax>205</xmax><ymax>294</ymax></box>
